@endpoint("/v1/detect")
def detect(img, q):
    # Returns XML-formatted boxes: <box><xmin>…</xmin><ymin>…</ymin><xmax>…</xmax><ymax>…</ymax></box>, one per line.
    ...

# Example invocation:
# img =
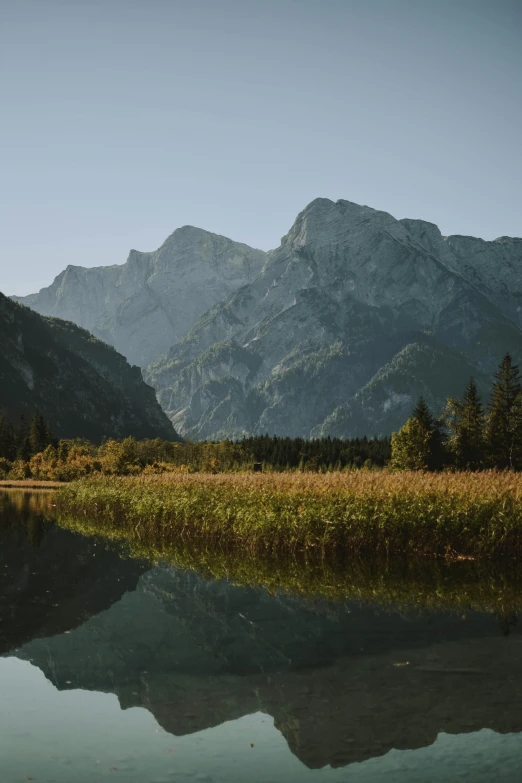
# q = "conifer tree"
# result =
<box><xmin>412</xmin><ymin>397</ymin><xmax>435</xmax><ymax>430</ymax></box>
<box><xmin>412</xmin><ymin>397</ymin><xmax>445</xmax><ymax>470</ymax></box>
<box><xmin>443</xmin><ymin>379</ymin><xmax>485</xmax><ymax>470</ymax></box>
<box><xmin>29</xmin><ymin>412</ymin><xmax>52</xmax><ymax>456</ymax></box>
<box><xmin>486</xmin><ymin>354</ymin><xmax>522</xmax><ymax>469</ymax></box>
<box><xmin>15</xmin><ymin>415</ymin><xmax>31</xmax><ymax>462</ymax></box>
<box><xmin>0</xmin><ymin>415</ymin><xmax>16</xmax><ymax>461</ymax></box>
<box><xmin>5</xmin><ymin>421</ymin><xmax>16</xmax><ymax>461</ymax></box>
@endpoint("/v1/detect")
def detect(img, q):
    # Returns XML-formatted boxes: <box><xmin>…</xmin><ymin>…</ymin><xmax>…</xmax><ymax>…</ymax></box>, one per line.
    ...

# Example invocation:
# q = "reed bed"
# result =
<box><xmin>56</xmin><ymin>513</ymin><xmax>522</xmax><ymax>617</ymax></box>
<box><xmin>57</xmin><ymin>470</ymin><xmax>522</xmax><ymax>560</ymax></box>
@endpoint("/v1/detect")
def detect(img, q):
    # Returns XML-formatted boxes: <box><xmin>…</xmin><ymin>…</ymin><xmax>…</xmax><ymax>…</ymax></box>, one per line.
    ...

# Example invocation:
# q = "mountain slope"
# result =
<box><xmin>0</xmin><ymin>292</ymin><xmax>178</xmax><ymax>441</ymax></box>
<box><xmin>312</xmin><ymin>337</ymin><xmax>491</xmax><ymax>439</ymax></box>
<box><xmin>13</xmin><ymin>227</ymin><xmax>267</xmax><ymax>367</ymax></box>
<box><xmin>147</xmin><ymin>199</ymin><xmax>522</xmax><ymax>438</ymax></box>
<box><xmin>14</xmin><ymin>198</ymin><xmax>522</xmax><ymax>439</ymax></box>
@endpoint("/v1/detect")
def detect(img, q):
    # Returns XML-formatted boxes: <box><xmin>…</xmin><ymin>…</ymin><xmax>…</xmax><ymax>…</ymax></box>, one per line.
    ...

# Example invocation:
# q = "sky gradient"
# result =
<box><xmin>2</xmin><ymin>0</ymin><xmax>521</xmax><ymax>295</ymax></box>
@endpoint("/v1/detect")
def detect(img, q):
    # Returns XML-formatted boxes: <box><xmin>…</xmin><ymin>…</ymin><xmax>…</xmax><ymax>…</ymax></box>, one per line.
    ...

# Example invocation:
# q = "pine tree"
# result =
<box><xmin>411</xmin><ymin>397</ymin><xmax>445</xmax><ymax>470</ymax></box>
<box><xmin>15</xmin><ymin>415</ymin><xmax>31</xmax><ymax>462</ymax></box>
<box><xmin>0</xmin><ymin>415</ymin><xmax>16</xmax><ymax>461</ymax></box>
<box><xmin>29</xmin><ymin>412</ymin><xmax>52</xmax><ymax>456</ymax></box>
<box><xmin>5</xmin><ymin>422</ymin><xmax>16</xmax><ymax>461</ymax></box>
<box><xmin>509</xmin><ymin>393</ymin><xmax>522</xmax><ymax>469</ymax></box>
<box><xmin>486</xmin><ymin>354</ymin><xmax>522</xmax><ymax>469</ymax></box>
<box><xmin>412</xmin><ymin>398</ymin><xmax>432</xmax><ymax>426</ymax></box>
<box><xmin>443</xmin><ymin>379</ymin><xmax>485</xmax><ymax>470</ymax></box>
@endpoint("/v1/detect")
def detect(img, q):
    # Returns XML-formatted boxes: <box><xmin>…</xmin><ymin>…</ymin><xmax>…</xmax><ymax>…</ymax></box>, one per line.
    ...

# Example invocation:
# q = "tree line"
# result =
<box><xmin>0</xmin><ymin>413</ymin><xmax>391</xmax><ymax>481</ymax></box>
<box><xmin>391</xmin><ymin>353</ymin><xmax>522</xmax><ymax>471</ymax></box>
<box><xmin>0</xmin><ymin>412</ymin><xmax>54</xmax><ymax>463</ymax></box>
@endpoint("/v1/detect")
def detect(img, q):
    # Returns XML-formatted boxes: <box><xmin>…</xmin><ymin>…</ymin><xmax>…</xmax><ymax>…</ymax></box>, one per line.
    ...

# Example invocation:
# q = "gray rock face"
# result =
<box><xmin>14</xmin><ymin>198</ymin><xmax>522</xmax><ymax>439</ymax></box>
<box><xmin>147</xmin><ymin>199</ymin><xmax>522</xmax><ymax>439</ymax></box>
<box><xmin>13</xmin><ymin>227</ymin><xmax>267</xmax><ymax>368</ymax></box>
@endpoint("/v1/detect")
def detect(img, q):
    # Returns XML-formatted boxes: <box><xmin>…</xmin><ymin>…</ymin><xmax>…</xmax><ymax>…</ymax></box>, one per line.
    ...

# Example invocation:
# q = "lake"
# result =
<box><xmin>2</xmin><ymin>489</ymin><xmax>522</xmax><ymax>782</ymax></box>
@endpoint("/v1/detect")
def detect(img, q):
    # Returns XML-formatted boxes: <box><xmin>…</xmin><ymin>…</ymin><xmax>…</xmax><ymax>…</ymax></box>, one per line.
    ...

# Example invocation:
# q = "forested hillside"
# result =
<box><xmin>0</xmin><ymin>292</ymin><xmax>178</xmax><ymax>441</ymax></box>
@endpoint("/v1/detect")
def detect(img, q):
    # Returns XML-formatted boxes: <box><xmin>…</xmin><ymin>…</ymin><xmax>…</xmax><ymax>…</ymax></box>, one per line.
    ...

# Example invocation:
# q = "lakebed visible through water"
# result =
<box><xmin>2</xmin><ymin>488</ymin><xmax>522</xmax><ymax>782</ymax></box>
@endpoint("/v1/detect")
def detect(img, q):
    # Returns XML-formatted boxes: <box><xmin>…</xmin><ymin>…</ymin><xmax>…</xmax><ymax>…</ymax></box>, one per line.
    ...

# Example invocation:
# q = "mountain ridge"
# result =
<box><xmin>13</xmin><ymin>226</ymin><xmax>268</xmax><ymax>368</ymax></box>
<box><xmin>146</xmin><ymin>198</ymin><xmax>522</xmax><ymax>438</ymax></box>
<box><xmin>14</xmin><ymin>198</ymin><xmax>522</xmax><ymax>440</ymax></box>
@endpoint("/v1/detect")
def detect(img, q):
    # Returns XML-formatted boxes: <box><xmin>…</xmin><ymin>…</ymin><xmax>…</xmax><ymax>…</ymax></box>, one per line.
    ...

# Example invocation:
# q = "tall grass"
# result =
<box><xmin>57</xmin><ymin>470</ymin><xmax>522</xmax><ymax>560</ymax></box>
<box><xmin>56</xmin><ymin>512</ymin><xmax>522</xmax><ymax>617</ymax></box>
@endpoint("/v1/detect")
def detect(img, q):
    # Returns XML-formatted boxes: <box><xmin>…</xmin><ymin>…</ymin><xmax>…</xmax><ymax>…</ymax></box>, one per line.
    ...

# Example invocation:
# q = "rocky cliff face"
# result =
<box><xmin>147</xmin><ymin>199</ymin><xmax>522</xmax><ymax>439</ymax></box>
<box><xmin>14</xmin><ymin>198</ymin><xmax>522</xmax><ymax>439</ymax></box>
<box><xmin>13</xmin><ymin>227</ymin><xmax>267</xmax><ymax>368</ymax></box>
<box><xmin>0</xmin><ymin>292</ymin><xmax>178</xmax><ymax>440</ymax></box>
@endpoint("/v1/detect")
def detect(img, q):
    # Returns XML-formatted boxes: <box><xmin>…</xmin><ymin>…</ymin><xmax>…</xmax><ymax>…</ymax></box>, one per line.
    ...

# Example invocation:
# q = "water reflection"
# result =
<box><xmin>0</xmin><ymin>490</ymin><xmax>147</xmax><ymax>657</ymax></box>
<box><xmin>2</xmin><ymin>490</ymin><xmax>522</xmax><ymax>780</ymax></box>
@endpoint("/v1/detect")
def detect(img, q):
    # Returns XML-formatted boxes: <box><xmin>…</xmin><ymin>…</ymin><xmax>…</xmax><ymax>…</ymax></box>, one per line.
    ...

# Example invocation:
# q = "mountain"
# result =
<box><xmin>146</xmin><ymin>199</ymin><xmax>522</xmax><ymax>439</ymax></box>
<box><xmin>13</xmin><ymin>227</ymin><xmax>267</xmax><ymax>367</ymax></box>
<box><xmin>14</xmin><ymin>198</ymin><xmax>522</xmax><ymax>440</ymax></box>
<box><xmin>312</xmin><ymin>337</ymin><xmax>492</xmax><ymax>439</ymax></box>
<box><xmin>0</xmin><ymin>292</ymin><xmax>177</xmax><ymax>441</ymax></box>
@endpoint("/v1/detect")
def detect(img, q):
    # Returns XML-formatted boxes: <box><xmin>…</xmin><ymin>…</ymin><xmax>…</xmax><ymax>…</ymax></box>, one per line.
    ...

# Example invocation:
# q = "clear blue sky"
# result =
<box><xmin>2</xmin><ymin>0</ymin><xmax>521</xmax><ymax>295</ymax></box>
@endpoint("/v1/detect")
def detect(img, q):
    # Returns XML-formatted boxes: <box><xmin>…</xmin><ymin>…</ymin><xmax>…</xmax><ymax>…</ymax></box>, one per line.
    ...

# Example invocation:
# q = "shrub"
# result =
<box><xmin>0</xmin><ymin>458</ymin><xmax>11</xmax><ymax>479</ymax></box>
<box><xmin>8</xmin><ymin>460</ymin><xmax>32</xmax><ymax>480</ymax></box>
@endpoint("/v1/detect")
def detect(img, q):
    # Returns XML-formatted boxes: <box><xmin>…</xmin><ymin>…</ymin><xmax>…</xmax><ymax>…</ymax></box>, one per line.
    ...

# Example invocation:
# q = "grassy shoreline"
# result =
<box><xmin>0</xmin><ymin>479</ymin><xmax>65</xmax><ymax>489</ymax></box>
<box><xmin>56</xmin><ymin>470</ymin><xmax>522</xmax><ymax>560</ymax></box>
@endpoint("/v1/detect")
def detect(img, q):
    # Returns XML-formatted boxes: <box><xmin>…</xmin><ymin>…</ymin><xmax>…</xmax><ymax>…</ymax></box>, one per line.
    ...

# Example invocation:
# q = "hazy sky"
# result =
<box><xmin>2</xmin><ymin>0</ymin><xmax>521</xmax><ymax>295</ymax></box>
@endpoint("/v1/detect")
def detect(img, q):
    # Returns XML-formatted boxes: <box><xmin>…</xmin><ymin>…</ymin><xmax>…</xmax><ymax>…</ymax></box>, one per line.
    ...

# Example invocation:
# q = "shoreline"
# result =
<box><xmin>0</xmin><ymin>480</ymin><xmax>65</xmax><ymax>489</ymax></box>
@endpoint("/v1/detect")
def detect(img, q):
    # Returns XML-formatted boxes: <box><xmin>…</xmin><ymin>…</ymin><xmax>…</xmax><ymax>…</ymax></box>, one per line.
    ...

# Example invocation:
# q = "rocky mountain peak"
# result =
<box><xmin>146</xmin><ymin>199</ymin><xmax>522</xmax><ymax>440</ymax></box>
<box><xmin>281</xmin><ymin>197</ymin><xmax>402</xmax><ymax>258</ymax></box>
<box><xmin>493</xmin><ymin>236</ymin><xmax>522</xmax><ymax>244</ymax></box>
<box><xmin>12</xmin><ymin>197</ymin><xmax>522</xmax><ymax>441</ymax></box>
<box><xmin>160</xmin><ymin>224</ymin><xmax>214</xmax><ymax>247</ymax></box>
<box><xmin>12</xmin><ymin>227</ymin><xmax>268</xmax><ymax>367</ymax></box>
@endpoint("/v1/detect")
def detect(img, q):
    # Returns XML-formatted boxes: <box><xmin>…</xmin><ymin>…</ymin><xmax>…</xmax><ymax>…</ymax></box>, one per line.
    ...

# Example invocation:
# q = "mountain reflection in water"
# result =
<box><xmin>2</xmin><ymin>489</ymin><xmax>522</xmax><ymax>781</ymax></box>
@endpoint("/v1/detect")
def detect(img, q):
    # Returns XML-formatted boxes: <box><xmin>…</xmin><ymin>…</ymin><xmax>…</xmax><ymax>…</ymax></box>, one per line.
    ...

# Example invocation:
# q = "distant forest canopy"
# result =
<box><xmin>0</xmin><ymin>411</ymin><xmax>390</xmax><ymax>481</ymax></box>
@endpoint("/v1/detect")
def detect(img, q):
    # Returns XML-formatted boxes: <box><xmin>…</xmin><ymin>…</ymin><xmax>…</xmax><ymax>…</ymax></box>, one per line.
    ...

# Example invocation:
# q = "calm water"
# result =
<box><xmin>2</xmin><ymin>490</ymin><xmax>522</xmax><ymax>782</ymax></box>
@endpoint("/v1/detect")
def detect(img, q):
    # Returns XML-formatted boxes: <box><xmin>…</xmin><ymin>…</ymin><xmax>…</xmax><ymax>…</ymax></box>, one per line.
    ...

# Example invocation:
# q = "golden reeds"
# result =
<box><xmin>56</xmin><ymin>470</ymin><xmax>522</xmax><ymax>560</ymax></box>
